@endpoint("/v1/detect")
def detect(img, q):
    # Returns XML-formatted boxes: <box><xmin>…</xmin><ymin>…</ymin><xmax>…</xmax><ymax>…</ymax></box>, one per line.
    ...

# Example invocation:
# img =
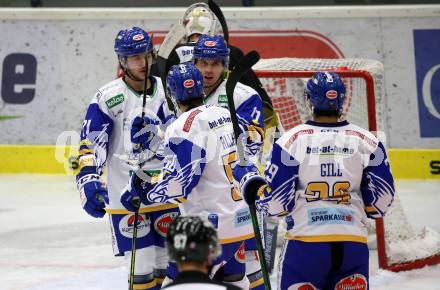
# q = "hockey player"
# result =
<box><xmin>121</xmin><ymin>62</ymin><xmax>256</xmax><ymax>289</ymax></box>
<box><xmin>163</xmin><ymin>216</ymin><xmax>241</xmax><ymax>290</ymax></box>
<box><xmin>233</xmin><ymin>71</ymin><xmax>395</xmax><ymax>290</ymax></box>
<box><xmin>193</xmin><ymin>34</ymin><xmax>265</xmax><ymax>289</ymax></box>
<box><xmin>193</xmin><ymin>34</ymin><xmax>264</xmax><ymax>160</ymax></box>
<box><xmin>76</xmin><ymin>26</ymin><xmax>178</xmax><ymax>290</ymax></box>
<box><xmin>159</xmin><ymin>2</ymin><xmax>279</xmax><ymax>132</ymax></box>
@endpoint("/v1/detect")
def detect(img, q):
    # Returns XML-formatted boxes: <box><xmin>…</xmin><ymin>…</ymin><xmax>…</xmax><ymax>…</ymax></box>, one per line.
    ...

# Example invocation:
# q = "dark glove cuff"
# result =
<box><xmin>243</xmin><ymin>176</ymin><xmax>266</xmax><ymax>205</ymax></box>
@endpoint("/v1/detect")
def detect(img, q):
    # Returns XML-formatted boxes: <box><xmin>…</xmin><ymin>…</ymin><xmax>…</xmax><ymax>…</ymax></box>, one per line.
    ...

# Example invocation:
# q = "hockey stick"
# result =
<box><xmin>128</xmin><ymin>51</ymin><xmax>152</xmax><ymax>290</ymax></box>
<box><xmin>208</xmin><ymin>0</ymin><xmax>229</xmax><ymax>42</ymax></box>
<box><xmin>226</xmin><ymin>50</ymin><xmax>272</xmax><ymax>290</ymax></box>
<box><xmin>157</xmin><ymin>23</ymin><xmax>186</xmax><ymax>115</ymax></box>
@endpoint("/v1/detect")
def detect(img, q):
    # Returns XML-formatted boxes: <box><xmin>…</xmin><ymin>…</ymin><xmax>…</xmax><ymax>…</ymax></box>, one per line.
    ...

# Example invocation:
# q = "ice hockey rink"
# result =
<box><xmin>0</xmin><ymin>174</ymin><xmax>439</xmax><ymax>290</ymax></box>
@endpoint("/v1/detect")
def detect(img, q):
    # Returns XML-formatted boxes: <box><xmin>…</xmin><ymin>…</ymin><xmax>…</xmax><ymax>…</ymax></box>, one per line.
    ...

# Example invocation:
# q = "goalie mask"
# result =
<box><xmin>167</xmin><ymin>216</ymin><xmax>221</xmax><ymax>263</ymax></box>
<box><xmin>305</xmin><ymin>71</ymin><xmax>346</xmax><ymax>114</ymax></box>
<box><xmin>182</xmin><ymin>2</ymin><xmax>220</xmax><ymax>41</ymax></box>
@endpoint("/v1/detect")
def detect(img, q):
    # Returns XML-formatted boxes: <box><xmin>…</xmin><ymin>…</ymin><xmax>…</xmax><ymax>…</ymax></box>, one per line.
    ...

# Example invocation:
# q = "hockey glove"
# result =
<box><xmin>76</xmin><ymin>166</ymin><xmax>109</xmax><ymax>218</ymax></box>
<box><xmin>131</xmin><ymin>116</ymin><xmax>160</xmax><ymax>153</ymax></box>
<box><xmin>120</xmin><ymin>173</ymin><xmax>156</xmax><ymax>211</ymax></box>
<box><xmin>232</xmin><ymin>162</ymin><xmax>266</xmax><ymax>205</ymax></box>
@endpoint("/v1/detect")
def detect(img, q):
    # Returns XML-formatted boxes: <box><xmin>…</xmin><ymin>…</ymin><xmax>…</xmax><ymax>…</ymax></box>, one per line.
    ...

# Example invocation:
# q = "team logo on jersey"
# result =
<box><xmin>326</xmin><ymin>90</ymin><xmax>338</xmax><ymax>99</ymax></box>
<box><xmin>183</xmin><ymin>79</ymin><xmax>195</xmax><ymax>88</ymax></box>
<box><xmin>308</xmin><ymin>207</ymin><xmax>354</xmax><ymax>226</ymax></box>
<box><xmin>106</xmin><ymin>93</ymin><xmax>124</xmax><ymax>109</ymax></box>
<box><xmin>119</xmin><ymin>213</ymin><xmax>150</xmax><ymax>238</ymax></box>
<box><xmin>132</xmin><ymin>33</ymin><xmax>145</xmax><ymax>41</ymax></box>
<box><xmin>234</xmin><ymin>242</ymin><xmax>246</xmax><ymax>263</ymax></box>
<box><xmin>154</xmin><ymin>212</ymin><xmax>179</xmax><ymax>237</ymax></box>
<box><xmin>208</xmin><ymin>213</ymin><xmax>219</xmax><ymax>228</ymax></box>
<box><xmin>235</xmin><ymin>208</ymin><xmax>251</xmax><ymax>227</ymax></box>
<box><xmin>292</xmin><ymin>283</ymin><xmax>317</xmax><ymax>290</ymax></box>
<box><xmin>335</xmin><ymin>274</ymin><xmax>367</xmax><ymax>290</ymax></box>
<box><xmin>204</xmin><ymin>40</ymin><xmax>217</xmax><ymax>47</ymax></box>
<box><xmin>218</xmin><ymin>94</ymin><xmax>228</xmax><ymax>104</ymax></box>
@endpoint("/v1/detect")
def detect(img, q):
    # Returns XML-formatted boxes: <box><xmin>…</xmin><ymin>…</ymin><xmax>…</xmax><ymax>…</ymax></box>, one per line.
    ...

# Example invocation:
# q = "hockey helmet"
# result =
<box><xmin>167</xmin><ymin>62</ymin><xmax>204</xmax><ymax>103</ymax></box>
<box><xmin>193</xmin><ymin>35</ymin><xmax>229</xmax><ymax>67</ymax></box>
<box><xmin>182</xmin><ymin>2</ymin><xmax>220</xmax><ymax>40</ymax></box>
<box><xmin>305</xmin><ymin>71</ymin><xmax>346</xmax><ymax>113</ymax></box>
<box><xmin>166</xmin><ymin>216</ymin><xmax>221</xmax><ymax>263</ymax></box>
<box><xmin>114</xmin><ymin>26</ymin><xmax>153</xmax><ymax>57</ymax></box>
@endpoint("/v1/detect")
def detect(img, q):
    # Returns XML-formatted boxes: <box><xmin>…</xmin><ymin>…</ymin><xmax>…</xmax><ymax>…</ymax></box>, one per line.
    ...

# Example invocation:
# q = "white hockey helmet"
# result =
<box><xmin>181</xmin><ymin>3</ymin><xmax>220</xmax><ymax>41</ymax></box>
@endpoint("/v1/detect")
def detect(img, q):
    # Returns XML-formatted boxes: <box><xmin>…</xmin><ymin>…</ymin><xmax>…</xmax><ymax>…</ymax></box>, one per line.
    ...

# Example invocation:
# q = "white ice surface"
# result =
<box><xmin>0</xmin><ymin>175</ymin><xmax>439</xmax><ymax>290</ymax></box>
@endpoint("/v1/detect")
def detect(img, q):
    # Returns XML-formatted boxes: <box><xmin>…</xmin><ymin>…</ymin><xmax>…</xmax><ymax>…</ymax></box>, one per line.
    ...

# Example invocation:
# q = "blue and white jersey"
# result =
<box><xmin>78</xmin><ymin>76</ymin><xmax>177</xmax><ymax>212</ymax></box>
<box><xmin>146</xmin><ymin>104</ymin><xmax>254</xmax><ymax>244</ymax></box>
<box><xmin>258</xmin><ymin>120</ymin><xmax>395</xmax><ymax>243</ymax></box>
<box><xmin>204</xmin><ymin>80</ymin><xmax>264</xmax><ymax>158</ymax></box>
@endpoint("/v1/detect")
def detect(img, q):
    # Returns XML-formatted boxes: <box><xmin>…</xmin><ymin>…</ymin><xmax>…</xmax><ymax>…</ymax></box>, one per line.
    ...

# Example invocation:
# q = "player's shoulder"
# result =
<box><xmin>96</xmin><ymin>78</ymin><xmax>124</xmax><ymax>97</ymax></box>
<box><xmin>234</xmin><ymin>81</ymin><xmax>259</xmax><ymax>97</ymax></box>
<box><xmin>93</xmin><ymin>78</ymin><xmax>126</xmax><ymax>105</ymax></box>
<box><xmin>343</xmin><ymin>122</ymin><xmax>380</xmax><ymax>148</ymax></box>
<box><xmin>170</xmin><ymin>105</ymin><xmax>229</xmax><ymax>134</ymax></box>
<box><xmin>152</xmin><ymin>75</ymin><xmax>164</xmax><ymax>90</ymax></box>
<box><xmin>276</xmin><ymin>123</ymin><xmax>315</xmax><ymax>149</ymax></box>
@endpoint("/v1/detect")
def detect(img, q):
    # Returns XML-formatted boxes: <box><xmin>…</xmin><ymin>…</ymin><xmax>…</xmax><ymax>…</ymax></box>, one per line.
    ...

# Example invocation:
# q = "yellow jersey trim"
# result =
<box><xmin>286</xmin><ymin>234</ymin><xmax>367</xmax><ymax>244</ymax></box>
<box><xmin>106</xmin><ymin>203</ymin><xmax>178</xmax><ymax>214</ymax></box>
<box><xmin>250</xmin><ymin>277</ymin><xmax>265</xmax><ymax>289</ymax></box>
<box><xmin>133</xmin><ymin>279</ymin><xmax>156</xmax><ymax>290</ymax></box>
<box><xmin>220</xmin><ymin>232</ymin><xmax>255</xmax><ymax>244</ymax></box>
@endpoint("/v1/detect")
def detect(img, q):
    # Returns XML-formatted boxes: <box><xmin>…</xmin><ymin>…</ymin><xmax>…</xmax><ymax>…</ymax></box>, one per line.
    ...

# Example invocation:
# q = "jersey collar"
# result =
<box><xmin>305</xmin><ymin>120</ymin><xmax>349</xmax><ymax>127</ymax></box>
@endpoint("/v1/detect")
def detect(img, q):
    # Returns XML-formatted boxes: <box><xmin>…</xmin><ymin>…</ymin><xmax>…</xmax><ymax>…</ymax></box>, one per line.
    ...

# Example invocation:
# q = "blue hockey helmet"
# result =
<box><xmin>305</xmin><ymin>71</ymin><xmax>346</xmax><ymax>113</ymax></box>
<box><xmin>193</xmin><ymin>35</ymin><xmax>229</xmax><ymax>67</ymax></box>
<box><xmin>167</xmin><ymin>62</ymin><xmax>204</xmax><ymax>103</ymax></box>
<box><xmin>114</xmin><ymin>27</ymin><xmax>153</xmax><ymax>57</ymax></box>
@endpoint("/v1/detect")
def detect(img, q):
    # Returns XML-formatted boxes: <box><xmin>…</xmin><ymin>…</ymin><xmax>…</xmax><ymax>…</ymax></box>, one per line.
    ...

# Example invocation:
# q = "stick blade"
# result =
<box><xmin>208</xmin><ymin>0</ymin><xmax>229</xmax><ymax>42</ymax></box>
<box><xmin>157</xmin><ymin>24</ymin><xmax>186</xmax><ymax>58</ymax></box>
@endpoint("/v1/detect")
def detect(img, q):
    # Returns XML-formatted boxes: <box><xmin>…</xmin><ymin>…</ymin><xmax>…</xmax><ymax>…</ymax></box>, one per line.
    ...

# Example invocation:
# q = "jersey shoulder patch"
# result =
<box><xmin>344</xmin><ymin>123</ymin><xmax>379</xmax><ymax>149</ymax></box>
<box><xmin>183</xmin><ymin>109</ymin><xmax>203</xmax><ymax>132</ymax></box>
<box><xmin>279</xmin><ymin>124</ymin><xmax>314</xmax><ymax>148</ymax></box>
<box><xmin>105</xmin><ymin>93</ymin><xmax>124</xmax><ymax>109</ymax></box>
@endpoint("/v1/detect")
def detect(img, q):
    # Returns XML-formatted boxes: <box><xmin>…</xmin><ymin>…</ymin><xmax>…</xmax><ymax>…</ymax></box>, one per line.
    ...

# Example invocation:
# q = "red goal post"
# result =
<box><xmin>253</xmin><ymin>58</ymin><xmax>440</xmax><ymax>272</ymax></box>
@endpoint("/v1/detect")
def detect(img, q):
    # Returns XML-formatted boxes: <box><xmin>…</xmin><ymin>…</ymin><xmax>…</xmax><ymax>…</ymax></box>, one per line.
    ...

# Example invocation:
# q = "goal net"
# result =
<box><xmin>253</xmin><ymin>57</ymin><xmax>440</xmax><ymax>272</ymax></box>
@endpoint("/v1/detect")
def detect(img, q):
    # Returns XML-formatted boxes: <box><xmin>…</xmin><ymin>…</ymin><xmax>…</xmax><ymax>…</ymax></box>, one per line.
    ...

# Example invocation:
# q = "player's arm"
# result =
<box><xmin>360</xmin><ymin>141</ymin><xmax>395</xmax><ymax>218</ymax></box>
<box><xmin>236</xmin><ymin>91</ymin><xmax>265</xmax><ymax>157</ymax></box>
<box><xmin>76</xmin><ymin>93</ymin><xmax>113</xmax><ymax>218</ymax></box>
<box><xmin>120</xmin><ymin>135</ymin><xmax>207</xmax><ymax>210</ymax></box>
<box><xmin>233</xmin><ymin>143</ymin><xmax>299</xmax><ymax>217</ymax></box>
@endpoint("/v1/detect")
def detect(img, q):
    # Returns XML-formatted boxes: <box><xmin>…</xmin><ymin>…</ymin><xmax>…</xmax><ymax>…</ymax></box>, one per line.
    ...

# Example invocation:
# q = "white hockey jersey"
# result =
<box><xmin>258</xmin><ymin>120</ymin><xmax>395</xmax><ymax>243</ymax></box>
<box><xmin>145</xmin><ymin>104</ymin><xmax>254</xmax><ymax>244</ymax></box>
<box><xmin>204</xmin><ymin>80</ymin><xmax>264</xmax><ymax>157</ymax></box>
<box><xmin>78</xmin><ymin>76</ymin><xmax>178</xmax><ymax>213</ymax></box>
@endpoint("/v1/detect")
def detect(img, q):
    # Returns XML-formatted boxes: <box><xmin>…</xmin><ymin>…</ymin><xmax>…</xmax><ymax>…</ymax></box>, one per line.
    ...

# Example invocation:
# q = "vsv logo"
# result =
<box><xmin>414</xmin><ymin>30</ymin><xmax>440</xmax><ymax>137</ymax></box>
